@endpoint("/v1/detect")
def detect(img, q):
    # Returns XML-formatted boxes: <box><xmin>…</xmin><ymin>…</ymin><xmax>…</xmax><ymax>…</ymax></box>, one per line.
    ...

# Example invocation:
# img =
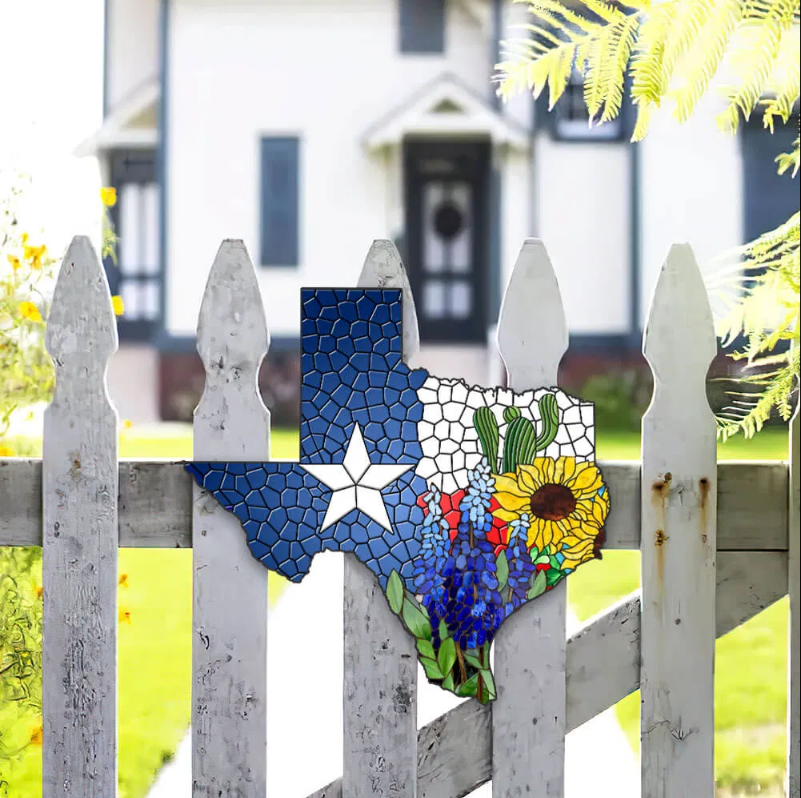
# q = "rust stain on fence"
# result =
<box><xmin>699</xmin><ymin>477</ymin><xmax>711</xmax><ymax>546</ymax></box>
<box><xmin>651</xmin><ymin>472</ymin><xmax>672</xmax><ymax>587</ymax></box>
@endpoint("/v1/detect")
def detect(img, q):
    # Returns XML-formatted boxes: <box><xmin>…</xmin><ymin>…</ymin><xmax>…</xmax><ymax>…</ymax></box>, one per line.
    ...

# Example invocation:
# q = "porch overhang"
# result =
<box><xmin>361</xmin><ymin>73</ymin><xmax>530</xmax><ymax>152</ymax></box>
<box><xmin>75</xmin><ymin>78</ymin><xmax>159</xmax><ymax>157</ymax></box>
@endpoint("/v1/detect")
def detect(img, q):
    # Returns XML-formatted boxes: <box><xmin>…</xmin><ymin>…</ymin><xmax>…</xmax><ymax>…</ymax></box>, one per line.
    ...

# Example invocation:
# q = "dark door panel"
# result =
<box><xmin>404</xmin><ymin>140</ymin><xmax>490</xmax><ymax>343</ymax></box>
<box><xmin>107</xmin><ymin>150</ymin><xmax>161</xmax><ymax>342</ymax></box>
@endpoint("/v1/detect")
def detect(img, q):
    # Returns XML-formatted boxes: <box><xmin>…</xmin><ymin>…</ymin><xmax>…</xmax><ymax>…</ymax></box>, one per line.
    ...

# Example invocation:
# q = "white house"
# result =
<box><xmin>77</xmin><ymin>0</ymin><xmax>799</xmax><ymax>424</ymax></box>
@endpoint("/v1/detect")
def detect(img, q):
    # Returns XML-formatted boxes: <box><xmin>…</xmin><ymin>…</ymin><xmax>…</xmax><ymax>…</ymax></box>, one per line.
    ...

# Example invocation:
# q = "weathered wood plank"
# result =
<box><xmin>342</xmin><ymin>240</ymin><xmax>419</xmax><ymax>798</ymax></box>
<box><xmin>494</xmin><ymin>239</ymin><xmax>569</xmax><ymax>797</ymax></box>
<box><xmin>640</xmin><ymin>244</ymin><xmax>718</xmax><ymax>797</ymax></box>
<box><xmin>192</xmin><ymin>240</ymin><xmax>270</xmax><ymax>796</ymax></box>
<box><xmin>306</xmin><ymin>549</ymin><xmax>788</xmax><ymax>798</ymax></box>
<box><xmin>1</xmin><ymin>459</ymin><xmax>789</xmax><ymax>551</ymax></box>
<box><xmin>42</xmin><ymin>236</ymin><xmax>119</xmax><ymax>798</ymax></box>
<box><xmin>788</xmin><ymin>405</ymin><xmax>800</xmax><ymax>798</ymax></box>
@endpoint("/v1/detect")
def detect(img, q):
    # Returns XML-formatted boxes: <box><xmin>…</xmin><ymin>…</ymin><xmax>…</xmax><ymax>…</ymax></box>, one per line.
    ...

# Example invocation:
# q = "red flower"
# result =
<box><xmin>417</xmin><ymin>489</ymin><xmax>510</xmax><ymax>551</ymax></box>
<box><xmin>535</xmin><ymin>562</ymin><xmax>551</xmax><ymax>572</ymax></box>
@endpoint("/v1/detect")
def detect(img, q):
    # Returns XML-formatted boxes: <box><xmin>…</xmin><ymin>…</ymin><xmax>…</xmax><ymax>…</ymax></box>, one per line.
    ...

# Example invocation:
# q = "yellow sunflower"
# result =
<box><xmin>492</xmin><ymin>457</ymin><xmax>609</xmax><ymax>561</ymax></box>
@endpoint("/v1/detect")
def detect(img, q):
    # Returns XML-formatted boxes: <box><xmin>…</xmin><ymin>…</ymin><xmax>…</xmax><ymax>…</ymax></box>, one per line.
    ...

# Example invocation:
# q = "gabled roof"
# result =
<box><xmin>74</xmin><ymin>78</ymin><xmax>159</xmax><ymax>156</ymax></box>
<box><xmin>362</xmin><ymin>73</ymin><xmax>529</xmax><ymax>151</ymax></box>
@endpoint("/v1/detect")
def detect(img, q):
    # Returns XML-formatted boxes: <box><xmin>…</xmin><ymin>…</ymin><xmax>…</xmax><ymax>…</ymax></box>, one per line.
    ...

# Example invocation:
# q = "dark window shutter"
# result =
<box><xmin>260</xmin><ymin>137</ymin><xmax>300</xmax><ymax>266</ymax></box>
<box><xmin>399</xmin><ymin>0</ymin><xmax>445</xmax><ymax>54</ymax></box>
<box><xmin>742</xmin><ymin>117</ymin><xmax>799</xmax><ymax>243</ymax></box>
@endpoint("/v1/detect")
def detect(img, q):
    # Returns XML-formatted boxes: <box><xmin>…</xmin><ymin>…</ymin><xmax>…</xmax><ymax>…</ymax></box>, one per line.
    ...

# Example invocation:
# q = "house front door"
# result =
<box><xmin>106</xmin><ymin>150</ymin><xmax>161</xmax><ymax>341</ymax></box>
<box><xmin>403</xmin><ymin>140</ymin><xmax>490</xmax><ymax>343</ymax></box>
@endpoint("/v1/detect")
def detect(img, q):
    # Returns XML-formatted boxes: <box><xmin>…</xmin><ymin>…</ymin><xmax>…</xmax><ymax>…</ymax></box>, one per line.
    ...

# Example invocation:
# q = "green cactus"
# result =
<box><xmin>503</xmin><ymin>406</ymin><xmax>521</xmax><ymax>424</ymax></box>
<box><xmin>503</xmin><ymin>416</ymin><xmax>537</xmax><ymax>474</ymax></box>
<box><xmin>534</xmin><ymin>393</ymin><xmax>560</xmax><ymax>453</ymax></box>
<box><xmin>473</xmin><ymin>407</ymin><xmax>499</xmax><ymax>470</ymax></box>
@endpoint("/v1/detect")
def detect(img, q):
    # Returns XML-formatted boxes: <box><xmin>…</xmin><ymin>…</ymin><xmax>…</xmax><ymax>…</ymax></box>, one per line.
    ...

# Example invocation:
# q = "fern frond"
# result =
<box><xmin>598</xmin><ymin>13</ymin><xmax>642</xmax><ymax>122</ymax></box>
<box><xmin>777</xmin><ymin>134</ymin><xmax>800</xmax><ymax>176</ymax></box>
<box><xmin>671</xmin><ymin>0</ymin><xmax>742</xmax><ymax>123</ymax></box>
<box><xmin>717</xmin><ymin>0</ymin><xmax>798</xmax><ymax>131</ymax></box>
<box><xmin>497</xmin><ymin>0</ymin><xmax>799</xmax><ymax>138</ymax></box>
<box><xmin>709</xmin><ymin>206</ymin><xmax>800</xmax><ymax>439</ymax></box>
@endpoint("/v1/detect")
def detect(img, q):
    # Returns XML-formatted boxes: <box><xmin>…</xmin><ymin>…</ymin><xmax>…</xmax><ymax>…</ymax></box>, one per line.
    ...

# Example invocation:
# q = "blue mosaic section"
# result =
<box><xmin>187</xmin><ymin>289</ymin><xmax>430</xmax><ymax>588</ymax></box>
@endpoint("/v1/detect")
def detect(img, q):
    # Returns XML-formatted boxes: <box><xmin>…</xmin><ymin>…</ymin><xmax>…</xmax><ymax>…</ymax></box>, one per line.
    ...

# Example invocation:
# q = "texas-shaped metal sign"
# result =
<box><xmin>186</xmin><ymin>288</ymin><xmax>609</xmax><ymax>703</ymax></box>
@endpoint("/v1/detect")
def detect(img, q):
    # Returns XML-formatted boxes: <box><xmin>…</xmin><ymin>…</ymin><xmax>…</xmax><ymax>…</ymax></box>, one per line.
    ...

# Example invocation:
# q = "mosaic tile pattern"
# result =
<box><xmin>416</xmin><ymin>379</ymin><xmax>594</xmax><ymax>494</ymax></box>
<box><xmin>187</xmin><ymin>288</ymin><xmax>610</xmax><ymax>704</ymax></box>
<box><xmin>188</xmin><ymin>289</ymin><xmax>431</xmax><ymax>587</ymax></box>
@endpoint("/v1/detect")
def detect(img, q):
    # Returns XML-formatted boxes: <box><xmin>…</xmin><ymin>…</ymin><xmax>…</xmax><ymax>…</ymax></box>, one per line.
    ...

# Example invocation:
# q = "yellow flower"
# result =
<box><xmin>30</xmin><ymin>722</ymin><xmax>43</xmax><ymax>746</ymax></box>
<box><xmin>119</xmin><ymin>573</ymin><xmax>129</xmax><ymax>587</ymax></box>
<box><xmin>7</xmin><ymin>254</ymin><xmax>21</xmax><ymax>271</ymax></box>
<box><xmin>493</xmin><ymin>457</ymin><xmax>609</xmax><ymax>563</ymax></box>
<box><xmin>21</xmin><ymin>232</ymin><xmax>29</xmax><ymax>245</ymax></box>
<box><xmin>112</xmin><ymin>295</ymin><xmax>124</xmax><ymax>316</ymax></box>
<box><xmin>24</xmin><ymin>244</ymin><xmax>47</xmax><ymax>268</ymax></box>
<box><xmin>101</xmin><ymin>187</ymin><xmax>117</xmax><ymax>207</ymax></box>
<box><xmin>0</xmin><ymin>444</ymin><xmax>14</xmax><ymax>457</ymax></box>
<box><xmin>119</xmin><ymin>607</ymin><xmax>132</xmax><ymax>624</ymax></box>
<box><xmin>18</xmin><ymin>301</ymin><xmax>42</xmax><ymax>322</ymax></box>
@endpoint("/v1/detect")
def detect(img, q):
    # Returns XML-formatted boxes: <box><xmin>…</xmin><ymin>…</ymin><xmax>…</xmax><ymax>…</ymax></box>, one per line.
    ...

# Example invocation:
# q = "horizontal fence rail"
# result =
<box><xmin>0</xmin><ymin>460</ymin><xmax>791</xmax><ymax>551</ymax></box>
<box><xmin>0</xmin><ymin>234</ymin><xmax>796</xmax><ymax>798</ymax></box>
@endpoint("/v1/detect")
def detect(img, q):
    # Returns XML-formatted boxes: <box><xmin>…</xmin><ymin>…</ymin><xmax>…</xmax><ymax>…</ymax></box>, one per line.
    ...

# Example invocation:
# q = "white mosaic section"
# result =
<box><xmin>415</xmin><ymin>377</ymin><xmax>595</xmax><ymax>494</ymax></box>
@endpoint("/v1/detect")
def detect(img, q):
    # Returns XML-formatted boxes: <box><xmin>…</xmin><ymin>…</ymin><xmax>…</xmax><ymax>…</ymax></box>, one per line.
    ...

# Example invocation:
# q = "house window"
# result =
<box><xmin>107</xmin><ymin>150</ymin><xmax>161</xmax><ymax>341</ymax></box>
<box><xmin>741</xmin><ymin>114</ymin><xmax>799</xmax><ymax>242</ymax></box>
<box><xmin>399</xmin><ymin>0</ymin><xmax>445</xmax><ymax>54</ymax></box>
<box><xmin>260</xmin><ymin>137</ymin><xmax>300</xmax><ymax>267</ymax></box>
<box><xmin>549</xmin><ymin>69</ymin><xmax>627</xmax><ymax>142</ymax></box>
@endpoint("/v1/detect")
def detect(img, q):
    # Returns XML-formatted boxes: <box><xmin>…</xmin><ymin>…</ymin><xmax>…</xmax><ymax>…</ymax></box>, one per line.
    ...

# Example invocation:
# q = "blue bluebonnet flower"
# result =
<box><xmin>412</xmin><ymin>486</ymin><xmax>453</xmax><ymax>620</ymax></box>
<box><xmin>440</xmin><ymin>460</ymin><xmax>504</xmax><ymax>649</ymax></box>
<box><xmin>500</xmin><ymin>513</ymin><xmax>536</xmax><ymax>618</ymax></box>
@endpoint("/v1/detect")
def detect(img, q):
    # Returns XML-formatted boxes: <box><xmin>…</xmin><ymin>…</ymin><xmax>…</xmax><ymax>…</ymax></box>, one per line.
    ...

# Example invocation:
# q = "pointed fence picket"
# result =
<box><xmin>42</xmin><ymin>236</ymin><xmax>119</xmax><ymax>798</ymax></box>
<box><xmin>0</xmin><ymin>234</ymin><xmax>797</xmax><ymax>798</ymax></box>
<box><xmin>341</xmin><ymin>241</ymin><xmax>420</xmax><ymax>798</ymax></box>
<box><xmin>494</xmin><ymin>240</ymin><xmax>569</xmax><ymax>797</ymax></box>
<box><xmin>640</xmin><ymin>244</ymin><xmax>718</xmax><ymax>796</ymax></box>
<box><xmin>191</xmin><ymin>240</ymin><xmax>270</xmax><ymax>795</ymax></box>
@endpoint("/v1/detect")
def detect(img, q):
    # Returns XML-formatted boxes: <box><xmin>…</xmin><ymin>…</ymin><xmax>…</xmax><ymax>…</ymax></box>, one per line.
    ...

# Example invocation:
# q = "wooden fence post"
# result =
<box><xmin>640</xmin><ymin>244</ymin><xmax>718</xmax><ymax>797</ymax></box>
<box><xmin>493</xmin><ymin>239</ymin><xmax>569</xmax><ymax>797</ymax></box>
<box><xmin>192</xmin><ymin>240</ymin><xmax>270</xmax><ymax>796</ymax></box>
<box><xmin>341</xmin><ymin>240</ymin><xmax>419</xmax><ymax>798</ymax></box>
<box><xmin>788</xmin><ymin>398</ymin><xmax>799</xmax><ymax>797</ymax></box>
<box><xmin>42</xmin><ymin>236</ymin><xmax>119</xmax><ymax>798</ymax></box>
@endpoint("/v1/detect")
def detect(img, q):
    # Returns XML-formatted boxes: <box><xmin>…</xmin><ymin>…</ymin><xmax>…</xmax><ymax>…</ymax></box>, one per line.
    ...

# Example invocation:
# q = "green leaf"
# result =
<box><xmin>464</xmin><ymin>653</ymin><xmax>483</xmax><ymax>670</ymax></box>
<box><xmin>407</xmin><ymin>589</ymin><xmax>430</xmax><ymax>619</ymax></box>
<box><xmin>417</xmin><ymin>639</ymin><xmax>436</xmax><ymax>661</ymax></box>
<box><xmin>546</xmin><ymin>567</ymin><xmax>565</xmax><ymax>587</ymax></box>
<box><xmin>386</xmin><ymin>570</ymin><xmax>404</xmax><ymax>615</ymax></box>
<box><xmin>480</xmin><ymin>669</ymin><xmax>496</xmax><ymax>701</ymax></box>
<box><xmin>442</xmin><ymin>672</ymin><xmax>455</xmax><ymax>692</ymax></box>
<box><xmin>402</xmin><ymin>598</ymin><xmax>432</xmax><ymax>640</ymax></box>
<box><xmin>420</xmin><ymin>657</ymin><xmax>444</xmax><ymax>681</ymax></box>
<box><xmin>529</xmin><ymin>546</ymin><xmax>539</xmax><ymax>562</ymax></box>
<box><xmin>437</xmin><ymin>637</ymin><xmax>457</xmax><ymax>677</ymax></box>
<box><xmin>495</xmin><ymin>550</ymin><xmax>509</xmax><ymax>591</ymax></box>
<box><xmin>536</xmin><ymin>553</ymin><xmax>551</xmax><ymax>565</ymax></box>
<box><xmin>528</xmin><ymin>570</ymin><xmax>548</xmax><ymax>599</ymax></box>
<box><xmin>438</xmin><ymin>619</ymin><xmax>449</xmax><ymax>643</ymax></box>
<box><xmin>456</xmin><ymin>673</ymin><xmax>480</xmax><ymax>697</ymax></box>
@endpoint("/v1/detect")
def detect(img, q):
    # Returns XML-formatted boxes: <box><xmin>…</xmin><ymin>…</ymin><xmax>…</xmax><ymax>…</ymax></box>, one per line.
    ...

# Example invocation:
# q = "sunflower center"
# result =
<box><xmin>530</xmin><ymin>484</ymin><xmax>577</xmax><ymax>521</ymax></box>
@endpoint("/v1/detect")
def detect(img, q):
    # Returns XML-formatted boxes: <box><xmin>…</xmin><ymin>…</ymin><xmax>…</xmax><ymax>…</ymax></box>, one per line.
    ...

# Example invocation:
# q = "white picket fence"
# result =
<box><xmin>0</xmin><ymin>235</ymin><xmax>798</xmax><ymax>798</ymax></box>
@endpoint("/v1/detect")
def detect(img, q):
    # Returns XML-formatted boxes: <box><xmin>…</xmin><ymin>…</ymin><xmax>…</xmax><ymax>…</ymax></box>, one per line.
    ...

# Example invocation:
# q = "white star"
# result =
<box><xmin>300</xmin><ymin>423</ymin><xmax>413</xmax><ymax>532</ymax></box>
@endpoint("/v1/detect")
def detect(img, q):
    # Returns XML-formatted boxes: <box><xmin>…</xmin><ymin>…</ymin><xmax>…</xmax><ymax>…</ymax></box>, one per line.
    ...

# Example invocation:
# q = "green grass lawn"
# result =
<box><xmin>0</xmin><ymin>425</ymin><xmax>792</xmax><ymax>796</ymax></box>
<box><xmin>0</xmin><ymin>429</ymin><xmax>297</xmax><ymax>798</ymax></box>
<box><xmin>569</xmin><ymin>425</ymin><xmax>792</xmax><ymax>796</ymax></box>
